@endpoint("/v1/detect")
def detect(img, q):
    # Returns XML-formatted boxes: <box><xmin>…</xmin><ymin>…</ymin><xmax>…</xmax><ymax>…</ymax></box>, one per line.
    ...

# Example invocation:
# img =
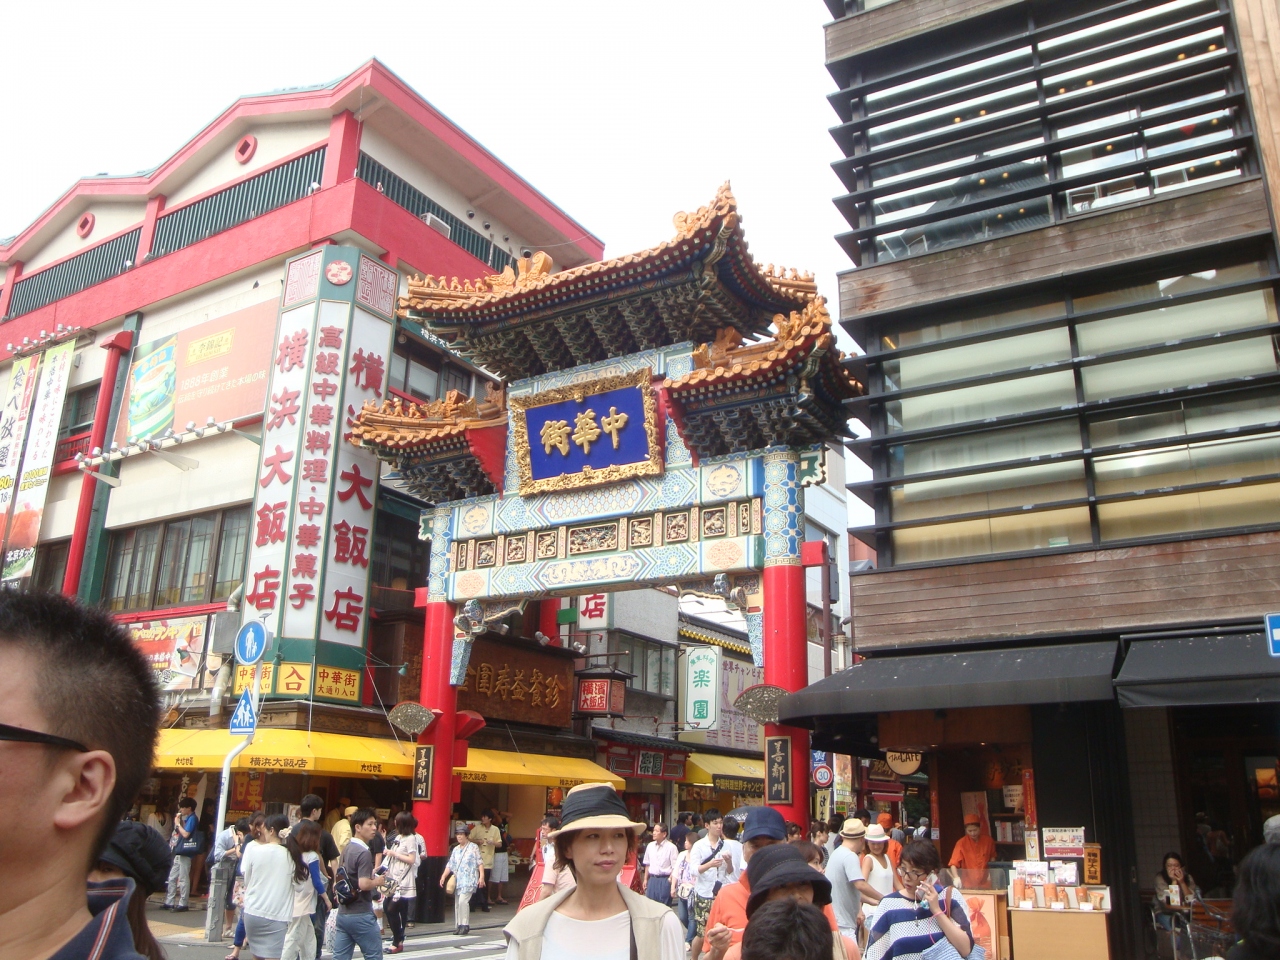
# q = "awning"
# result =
<box><xmin>154</xmin><ymin>728</ymin><xmax>416</xmax><ymax>777</ymax></box>
<box><xmin>1115</xmin><ymin>632</ymin><xmax>1280</xmax><ymax>707</ymax></box>
<box><xmin>685</xmin><ymin>753</ymin><xmax>765</xmax><ymax>792</ymax></box>
<box><xmin>457</xmin><ymin>747</ymin><xmax>623</xmax><ymax>790</ymax></box>
<box><xmin>779</xmin><ymin>640</ymin><xmax>1119</xmax><ymax>725</ymax></box>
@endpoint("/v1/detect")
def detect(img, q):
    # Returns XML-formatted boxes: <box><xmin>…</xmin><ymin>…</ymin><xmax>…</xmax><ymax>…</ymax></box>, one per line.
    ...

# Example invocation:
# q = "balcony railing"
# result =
<box><xmin>356</xmin><ymin>153</ymin><xmax>516</xmax><ymax>274</ymax></box>
<box><xmin>55</xmin><ymin>430</ymin><xmax>93</xmax><ymax>463</ymax></box>
<box><xmin>9</xmin><ymin>228</ymin><xmax>143</xmax><ymax>319</ymax></box>
<box><xmin>150</xmin><ymin>148</ymin><xmax>326</xmax><ymax>259</ymax></box>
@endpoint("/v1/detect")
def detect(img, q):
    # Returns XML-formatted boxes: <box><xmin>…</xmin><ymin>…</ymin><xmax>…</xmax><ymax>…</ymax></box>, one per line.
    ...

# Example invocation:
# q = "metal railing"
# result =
<box><xmin>9</xmin><ymin>228</ymin><xmax>142</xmax><ymax>319</ymax></box>
<box><xmin>150</xmin><ymin>148</ymin><xmax>326</xmax><ymax>258</ymax></box>
<box><xmin>356</xmin><ymin>153</ymin><xmax>516</xmax><ymax>273</ymax></box>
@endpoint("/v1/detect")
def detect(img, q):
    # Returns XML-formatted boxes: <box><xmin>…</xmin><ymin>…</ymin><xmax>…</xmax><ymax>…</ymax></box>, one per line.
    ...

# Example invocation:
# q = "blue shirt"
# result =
<box><xmin>865</xmin><ymin>887</ymin><xmax>973</xmax><ymax>960</ymax></box>
<box><xmin>51</xmin><ymin>879</ymin><xmax>145</xmax><ymax>960</ymax></box>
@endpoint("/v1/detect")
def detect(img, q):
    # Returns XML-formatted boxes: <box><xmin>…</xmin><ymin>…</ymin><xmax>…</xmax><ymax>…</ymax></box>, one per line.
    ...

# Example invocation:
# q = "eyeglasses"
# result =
<box><xmin>898</xmin><ymin>867</ymin><xmax>929</xmax><ymax>882</ymax></box>
<box><xmin>0</xmin><ymin>722</ymin><xmax>89</xmax><ymax>752</ymax></box>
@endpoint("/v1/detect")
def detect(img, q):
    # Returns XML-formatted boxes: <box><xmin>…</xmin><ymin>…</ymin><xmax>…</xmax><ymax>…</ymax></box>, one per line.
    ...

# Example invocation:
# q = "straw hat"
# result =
<box><xmin>865</xmin><ymin>824</ymin><xmax>888</xmax><ymax>842</ymax></box>
<box><xmin>547</xmin><ymin>783</ymin><xmax>648</xmax><ymax>839</ymax></box>
<box><xmin>839</xmin><ymin>819</ymin><xmax>866</xmax><ymax>839</ymax></box>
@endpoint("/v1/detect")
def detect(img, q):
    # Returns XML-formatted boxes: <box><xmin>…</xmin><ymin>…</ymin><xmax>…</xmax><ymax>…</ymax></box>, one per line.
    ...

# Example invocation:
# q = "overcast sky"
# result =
<box><xmin>4</xmin><ymin>3</ymin><xmax>853</xmax><ymax>333</ymax></box>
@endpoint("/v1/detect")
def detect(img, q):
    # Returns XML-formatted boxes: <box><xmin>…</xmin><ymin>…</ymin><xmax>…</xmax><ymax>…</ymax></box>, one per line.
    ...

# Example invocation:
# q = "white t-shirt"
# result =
<box><xmin>242</xmin><ymin>841</ymin><xmax>295</xmax><ymax>922</ymax></box>
<box><xmin>689</xmin><ymin>836</ymin><xmax>730</xmax><ymax>898</ymax></box>
<box><xmin>504</xmin><ymin>908</ymin><xmax>685</xmax><ymax>960</ymax></box>
<box><xmin>722</xmin><ymin>838</ymin><xmax>744</xmax><ymax>881</ymax></box>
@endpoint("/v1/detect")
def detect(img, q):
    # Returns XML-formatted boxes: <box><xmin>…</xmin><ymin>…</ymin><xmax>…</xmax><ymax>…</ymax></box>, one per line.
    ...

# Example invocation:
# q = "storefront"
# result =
<box><xmin>781</xmin><ymin>640</ymin><xmax>1128</xmax><ymax>960</ymax></box>
<box><xmin>681</xmin><ymin>752</ymin><xmax>766</xmax><ymax>817</ymax></box>
<box><xmin>594</xmin><ymin>729</ymin><xmax>688</xmax><ymax>828</ymax></box>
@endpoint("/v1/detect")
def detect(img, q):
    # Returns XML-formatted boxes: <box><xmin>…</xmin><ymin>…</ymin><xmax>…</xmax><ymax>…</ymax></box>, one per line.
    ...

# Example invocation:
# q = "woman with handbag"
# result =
<box><xmin>863</xmin><ymin>841</ymin><xmax>978</xmax><ymax>960</ymax></box>
<box><xmin>502</xmin><ymin>782</ymin><xmax>684</xmax><ymax>960</ymax></box>
<box><xmin>441</xmin><ymin>825</ymin><xmax>484</xmax><ymax>936</ymax></box>
<box><xmin>241</xmin><ymin>814</ymin><xmax>296</xmax><ymax>960</ymax></box>
<box><xmin>383</xmin><ymin>812</ymin><xmax>425</xmax><ymax>953</ymax></box>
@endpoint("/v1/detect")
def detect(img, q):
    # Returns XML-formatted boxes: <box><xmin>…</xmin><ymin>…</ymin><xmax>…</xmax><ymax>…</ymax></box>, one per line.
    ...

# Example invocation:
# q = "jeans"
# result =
<box><xmin>312</xmin><ymin>897</ymin><xmax>329</xmax><ymax>950</ymax></box>
<box><xmin>385</xmin><ymin>897</ymin><xmax>413</xmax><ymax>946</ymax></box>
<box><xmin>683</xmin><ymin>896</ymin><xmax>697</xmax><ymax>943</ymax></box>
<box><xmin>333</xmin><ymin>911</ymin><xmax>383</xmax><ymax>960</ymax></box>
<box><xmin>281</xmin><ymin>915</ymin><xmax>317</xmax><ymax>960</ymax></box>
<box><xmin>165</xmin><ymin>855</ymin><xmax>192</xmax><ymax>907</ymax></box>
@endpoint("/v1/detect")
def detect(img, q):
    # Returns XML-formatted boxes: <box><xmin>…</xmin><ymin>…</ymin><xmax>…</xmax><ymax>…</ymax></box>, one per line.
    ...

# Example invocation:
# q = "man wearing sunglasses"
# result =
<box><xmin>0</xmin><ymin>592</ymin><xmax>160</xmax><ymax>960</ymax></box>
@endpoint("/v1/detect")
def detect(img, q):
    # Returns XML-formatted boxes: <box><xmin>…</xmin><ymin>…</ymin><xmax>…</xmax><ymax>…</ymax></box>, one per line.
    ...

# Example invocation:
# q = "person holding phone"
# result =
<box><xmin>690</xmin><ymin>813</ymin><xmax>729</xmax><ymax>959</ymax></box>
<box><xmin>864</xmin><ymin>841</ymin><xmax>974</xmax><ymax>960</ymax></box>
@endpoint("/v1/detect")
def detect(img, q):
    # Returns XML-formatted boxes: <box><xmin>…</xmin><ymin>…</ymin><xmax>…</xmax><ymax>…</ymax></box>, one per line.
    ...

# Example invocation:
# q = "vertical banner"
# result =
<box><xmin>766</xmin><ymin>734</ymin><xmax>794</xmax><ymax>805</ymax></box>
<box><xmin>3</xmin><ymin>341</ymin><xmax>75</xmax><ymax>581</ymax></box>
<box><xmin>0</xmin><ymin>354</ymin><xmax>41</xmax><ymax>536</ymax></box>
<box><xmin>241</xmin><ymin>250</ymin><xmax>394</xmax><ymax>676</ymax></box>
<box><xmin>683</xmin><ymin>644</ymin><xmax>721</xmax><ymax>730</ymax></box>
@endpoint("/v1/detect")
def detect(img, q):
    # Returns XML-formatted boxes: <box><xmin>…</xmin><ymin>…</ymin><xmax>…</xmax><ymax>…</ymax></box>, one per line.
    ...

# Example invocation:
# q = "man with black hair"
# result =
<box><xmin>164</xmin><ymin>796</ymin><xmax>199</xmax><ymax>911</ymax></box>
<box><xmin>741</xmin><ymin>899</ymin><xmax>835</xmax><ymax>960</ymax></box>
<box><xmin>334</xmin><ymin>808</ymin><xmax>385</xmax><ymax>960</ymax></box>
<box><xmin>0</xmin><ymin>591</ymin><xmax>161</xmax><ymax>960</ymax></box>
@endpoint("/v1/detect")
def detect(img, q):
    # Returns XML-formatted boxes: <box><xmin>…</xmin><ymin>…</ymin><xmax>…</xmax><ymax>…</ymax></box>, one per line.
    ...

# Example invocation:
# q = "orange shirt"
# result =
<box><xmin>948</xmin><ymin>834</ymin><xmax>997</xmax><ymax>871</ymax></box>
<box><xmin>703</xmin><ymin>877</ymin><xmax>854</xmax><ymax>954</ymax></box>
<box><xmin>886</xmin><ymin>838</ymin><xmax>902</xmax><ymax>869</ymax></box>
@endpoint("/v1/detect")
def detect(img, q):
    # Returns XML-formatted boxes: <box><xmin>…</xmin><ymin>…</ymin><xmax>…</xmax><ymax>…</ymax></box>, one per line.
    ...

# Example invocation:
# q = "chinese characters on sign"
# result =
<box><xmin>456</xmin><ymin>639</ymin><xmax>574</xmax><ymax>727</ymax></box>
<box><xmin>577</xmin><ymin>678</ymin><xmax>611</xmax><ymax>714</ymax></box>
<box><xmin>412</xmin><ymin>745</ymin><xmax>433</xmax><ymax>801</ymax></box>
<box><xmin>0</xmin><ymin>356</ymin><xmax>39</xmax><ymax>530</ymax></box>
<box><xmin>766</xmin><ymin>735</ymin><xmax>793</xmax><ymax>805</ymax></box>
<box><xmin>313</xmin><ymin>665</ymin><xmax>361</xmax><ymax>702</ymax></box>
<box><xmin>683</xmin><ymin>645</ymin><xmax>720</xmax><ymax>731</ymax></box>
<box><xmin>4</xmin><ymin>341</ymin><xmax>75</xmax><ymax>582</ymax></box>
<box><xmin>577</xmin><ymin>592</ymin><xmax>611</xmax><ymax>630</ymax></box>
<box><xmin>127</xmin><ymin>617</ymin><xmax>210</xmax><ymax>691</ymax></box>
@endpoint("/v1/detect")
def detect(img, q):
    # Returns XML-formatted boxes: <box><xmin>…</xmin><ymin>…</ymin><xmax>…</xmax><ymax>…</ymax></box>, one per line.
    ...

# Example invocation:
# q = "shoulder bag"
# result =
<box><xmin>921</xmin><ymin>889</ymin><xmax>987</xmax><ymax>960</ymax></box>
<box><xmin>699</xmin><ymin>839</ymin><xmax>725</xmax><ymax>896</ymax></box>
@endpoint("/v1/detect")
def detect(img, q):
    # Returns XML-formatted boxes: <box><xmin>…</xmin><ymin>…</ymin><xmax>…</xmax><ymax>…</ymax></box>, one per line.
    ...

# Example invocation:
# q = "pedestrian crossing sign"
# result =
<box><xmin>229</xmin><ymin>687</ymin><xmax>258</xmax><ymax>736</ymax></box>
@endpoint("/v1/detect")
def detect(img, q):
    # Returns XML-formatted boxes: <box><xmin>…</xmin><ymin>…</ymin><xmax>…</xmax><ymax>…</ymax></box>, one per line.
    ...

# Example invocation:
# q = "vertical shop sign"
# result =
<box><xmin>0</xmin><ymin>355</ymin><xmax>41</xmax><ymax>535</ymax></box>
<box><xmin>241</xmin><ymin>251</ymin><xmax>394</xmax><ymax>658</ymax></box>
<box><xmin>683</xmin><ymin>644</ymin><xmax>720</xmax><ymax>730</ymax></box>
<box><xmin>577</xmin><ymin>592</ymin><xmax>612</xmax><ymax>630</ymax></box>
<box><xmin>412</xmin><ymin>745</ymin><xmax>433</xmax><ymax>801</ymax></box>
<box><xmin>3</xmin><ymin>341</ymin><xmax>75</xmax><ymax>581</ymax></box>
<box><xmin>766</xmin><ymin>735</ymin><xmax>793</xmax><ymax>805</ymax></box>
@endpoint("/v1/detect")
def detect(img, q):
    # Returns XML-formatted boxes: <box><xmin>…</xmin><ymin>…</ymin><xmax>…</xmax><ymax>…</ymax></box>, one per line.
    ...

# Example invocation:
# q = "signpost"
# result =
<box><xmin>208</xmin><ymin>621</ymin><xmax>270</xmax><ymax>942</ymax></box>
<box><xmin>1266</xmin><ymin>613</ymin><xmax>1280</xmax><ymax>657</ymax></box>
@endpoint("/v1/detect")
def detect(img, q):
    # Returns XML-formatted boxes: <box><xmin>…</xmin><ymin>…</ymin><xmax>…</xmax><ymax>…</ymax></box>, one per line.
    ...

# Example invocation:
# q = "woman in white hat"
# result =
<box><xmin>504</xmin><ymin>783</ymin><xmax>684</xmax><ymax>960</ymax></box>
<box><xmin>860</xmin><ymin>825</ymin><xmax>901</xmax><ymax>900</ymax></box>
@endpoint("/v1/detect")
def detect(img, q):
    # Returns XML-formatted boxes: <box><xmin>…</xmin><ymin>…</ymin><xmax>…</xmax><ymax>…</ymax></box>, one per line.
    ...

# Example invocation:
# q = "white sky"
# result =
<box><xmin>3</xmin><ymin>1</ymin><xmax>872</xmax><ymax>540</ymax></box>
<box><xmin>3</xmin><ymin>2</ymin><xmax>853</xmax><ymax>335</ymax></box>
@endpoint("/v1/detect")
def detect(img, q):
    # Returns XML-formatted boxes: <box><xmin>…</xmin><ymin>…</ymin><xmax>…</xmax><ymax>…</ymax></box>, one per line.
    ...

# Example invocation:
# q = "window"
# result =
<box><xmin>388</xmin><ymin>337</ymin><xmax>483</xmax><ymax>403</ymax></box>
<box><xmin>609</xmin><ymin>632</ymin><xmax>676</xmax><ymax>697</ymax></box>
<box><xmin>31</xmin><ymin>540</ymin><xmax>70</xmax><ymax>593</ymax></box>
<box><xmin>370</xmin><ymin>508</ymin><xmax>427</xmax><ymax>591</ymax></box>
<box><xmin>58</xmin><ymin>384</ymin><xmax>98</xmax><ymax>440</ymax></box>
<box><xmin>861</xmin><ymin>258</ymin><xmax>1280</xmax><ymax>564</ymax></box>
<box><xmin>103</xmin><ymin>506</ymin><xmax>251</xmax><ymax>612</ymax></box>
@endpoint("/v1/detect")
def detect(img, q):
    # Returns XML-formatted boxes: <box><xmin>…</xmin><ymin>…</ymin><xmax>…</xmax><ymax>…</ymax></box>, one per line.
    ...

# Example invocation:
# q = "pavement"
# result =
<box><xmin>149</xmin><ymin>894</ymin><xmax>517</xmax><ymax>960</ymax></box>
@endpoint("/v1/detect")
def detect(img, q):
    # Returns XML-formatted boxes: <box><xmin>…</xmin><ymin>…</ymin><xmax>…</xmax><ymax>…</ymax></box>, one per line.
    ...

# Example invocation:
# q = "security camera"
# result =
<box><xmin>503</xmin><ymin>235</ymin><xmax>510</xmax><ymax>242</ymax></box>
<box><xmin>466</xmin><ymin>209</ymin><xmax>475</xmax><ymax>219</ymax></box>
<box><xmin>482</xmin><ymin>221</ymin><xmax>491</xmax><ymax>231</ymax></box>
<box><xmin>521</xmin><ymin>249</ymin><xmax>532</xmax><ymax>258</ymax></box>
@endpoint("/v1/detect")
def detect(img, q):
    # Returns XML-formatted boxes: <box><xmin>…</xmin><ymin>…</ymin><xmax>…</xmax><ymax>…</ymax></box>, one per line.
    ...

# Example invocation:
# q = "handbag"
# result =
<box><xmin>920</xmin><ymin>889</ymin><xmax>987</xmax><ymax>960</ymax></box>
<box><xmin>445</xmin><ymin>874</ymin><xmax>457</xmax><ymax>894</ymax></box>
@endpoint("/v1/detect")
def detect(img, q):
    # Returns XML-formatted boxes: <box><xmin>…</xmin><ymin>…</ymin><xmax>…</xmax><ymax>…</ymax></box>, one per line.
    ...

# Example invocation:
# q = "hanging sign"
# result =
<box><xmin>885</xmin><ymin>750</ymin><xmax>923</xmax><ymax>776</ymax></box>
<box><xmin>0</xmin><ymin>354</ymin><xmax>40</xmax><ymax>534</ymax></box>
<box><xmin>412</xmin><ymin>745</ymin><xmax>433</xmax><ymax>801</ymax></box>
<box><xmin>683</xmin><ymin>645</ymin><xmax>720</xmax><ymax>730</ymax></box>
<box><xmin>4</xmin><ymin>341</ymin><xmax>75</xmax><ymax>581</ymax></box>
<box><xmin>766</xmin><ymin>735</ymin><xmax>794</xmax><ymax>805</ymax></box>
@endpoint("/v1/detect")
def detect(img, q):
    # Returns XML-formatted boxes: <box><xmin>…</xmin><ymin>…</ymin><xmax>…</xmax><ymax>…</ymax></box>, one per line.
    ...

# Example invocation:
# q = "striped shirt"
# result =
<box><xmin>51</xmin><ymin>879</ymin><xmax>145</xmax><ymax>960</ymax></box>
<box><xmin>864</xmin><ymin>887</ymin><xmax>973</xmax><ymax>960</ymax></box>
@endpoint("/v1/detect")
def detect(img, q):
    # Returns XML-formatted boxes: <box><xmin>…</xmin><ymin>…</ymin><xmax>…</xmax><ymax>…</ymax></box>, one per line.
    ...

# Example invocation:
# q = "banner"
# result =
<box><xmin>0</xmin><ymin>355</ymin><xmax>41</xmax><ymax>532</ymax></box>
<box><xmin>117</xmin><ymin>300</ymin><xmax>276</xmax><ymax>443</ymax></box>
<box><xmin>683</xmin><ymin>644</ymin><xmax>721</xmax><ymax>731</ymax></box>
<box><xmin>127</xmin><ymin>615</ymin><xmax>210</xmax><ymax>691</ymax></box>
<box><xmin>3</xmin><ymin>341</ymin><xmax>75</xmax><ymax>581</ymax></box>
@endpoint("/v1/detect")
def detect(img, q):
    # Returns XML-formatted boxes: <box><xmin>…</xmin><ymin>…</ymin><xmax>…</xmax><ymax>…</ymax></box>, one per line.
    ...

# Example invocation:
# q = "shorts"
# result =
<box><xmin>694</xmin><ymin>895</ymin><xmax>716</xmax><ymax>936</ymax></box>
<box><xmin>491</xmin><ymin>852</ymin><xmax>509</xmax><ymax>883</ymax></box>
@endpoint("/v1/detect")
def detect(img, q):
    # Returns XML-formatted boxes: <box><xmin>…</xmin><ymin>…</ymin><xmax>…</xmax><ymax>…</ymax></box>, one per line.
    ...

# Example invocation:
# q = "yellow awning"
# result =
<box><xmin>458</xmin><ymin>747</ymin><xmax>624</xmax><ymax>790</ymax></box>
<box><xmin>155</xmin><ymin>728</ymin><xmax>416</xmax><ymax>778</ymax></box>
<box><xmin>685</xmin><ymin>753</ymin><xmax>764</xmax><ymax>787</ymax></box>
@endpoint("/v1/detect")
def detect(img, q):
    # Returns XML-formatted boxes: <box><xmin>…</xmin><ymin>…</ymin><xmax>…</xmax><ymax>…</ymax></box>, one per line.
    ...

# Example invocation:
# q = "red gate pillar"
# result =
<box><xmin>416</xmin><ymin>598</ymin><xmax>457</xmax><ymax>856</ymax></box>
<box><xmin>761</xmin><ymin>448</ymin><xmax>810</xmax><ymax>825</ymax></box>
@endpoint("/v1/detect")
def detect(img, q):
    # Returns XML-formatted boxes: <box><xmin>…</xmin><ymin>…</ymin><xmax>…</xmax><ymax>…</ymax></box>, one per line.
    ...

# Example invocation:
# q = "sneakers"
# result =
<box><xmin>172</xmin><ymin>905</ymin><xmax>189</xmax><ymax>912</ymax></box>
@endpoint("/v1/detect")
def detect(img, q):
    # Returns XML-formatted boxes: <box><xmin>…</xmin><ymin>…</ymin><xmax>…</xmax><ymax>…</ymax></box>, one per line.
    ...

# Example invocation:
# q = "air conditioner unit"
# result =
<box><xmin>423</xmin><ymin>213</ymin><xmax>452</xmax><ymax>240</ymax></box>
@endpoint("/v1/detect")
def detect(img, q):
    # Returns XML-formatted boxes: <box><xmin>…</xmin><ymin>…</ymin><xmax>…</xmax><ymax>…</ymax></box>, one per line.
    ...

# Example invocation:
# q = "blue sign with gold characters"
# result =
<box><xmin>510</xmin><ymin>367</ymin><xmax>663</xmax><ymax>495</ymax></box>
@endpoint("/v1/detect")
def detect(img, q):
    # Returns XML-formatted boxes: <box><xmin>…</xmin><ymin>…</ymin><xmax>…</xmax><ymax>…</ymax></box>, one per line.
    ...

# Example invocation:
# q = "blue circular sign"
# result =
<box><xmin>235</xmin><ymin>621</ymin><xmax>269</xmax><ymax>666</ymax></box>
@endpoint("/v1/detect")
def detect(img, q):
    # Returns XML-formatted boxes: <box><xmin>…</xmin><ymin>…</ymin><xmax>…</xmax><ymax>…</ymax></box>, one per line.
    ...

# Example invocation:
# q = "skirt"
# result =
<box><xmin>244</xmin><ymin>913</ymin><xmax>289</xmax><ymax>958</ymax></box>
<box><xmin>491</xmin><ymin>852</ymin><xmax>510</xmax><ymax>883</ymax></box>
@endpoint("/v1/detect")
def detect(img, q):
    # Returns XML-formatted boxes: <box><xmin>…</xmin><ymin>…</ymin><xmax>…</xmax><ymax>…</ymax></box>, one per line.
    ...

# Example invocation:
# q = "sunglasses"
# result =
<box><xmin>0</xmin><ymin>722</ymin><xmax>89</xmax><ymax>753</ymax></box>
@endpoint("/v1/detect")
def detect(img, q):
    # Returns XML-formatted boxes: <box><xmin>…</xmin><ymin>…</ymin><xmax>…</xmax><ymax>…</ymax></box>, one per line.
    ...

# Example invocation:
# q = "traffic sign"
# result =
<box><xmin>229</xmin><ymin>687</ymin><xmax>258</xmax><ymax>736</ymax></box>
<box><xmin>1266</xmin><ymin>613</ymin><xmax>1280</xmax><ymax>657</ymax></box>
<box><xmin>812</xmin><ymin>764</ymin><xmax>834</xmax><ymax>788</ymax></box>
<box><xmin>235</xmin><ymin>621</ymin><xmax>270</xmax><ymax>666</ymax></box>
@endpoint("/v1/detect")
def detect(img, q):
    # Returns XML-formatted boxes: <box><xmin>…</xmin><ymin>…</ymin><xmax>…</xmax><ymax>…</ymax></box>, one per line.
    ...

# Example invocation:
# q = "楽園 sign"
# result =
<box><xmin>683</xmin><ymin>645</ymin><xmax>720</xmax><ymax>731</ymax></box>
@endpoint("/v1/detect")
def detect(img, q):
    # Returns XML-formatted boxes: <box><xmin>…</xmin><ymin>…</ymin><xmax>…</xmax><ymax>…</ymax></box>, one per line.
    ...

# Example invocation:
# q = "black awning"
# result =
<box><xmin>779</xmin><ymin>640</ymin><xmax>1118</xmax><ymax>726</ymax></box>
<box><xmin>1114</xmin><ymin>632</ymin><xmax>1280</xmax><ymax>707</ymax></box>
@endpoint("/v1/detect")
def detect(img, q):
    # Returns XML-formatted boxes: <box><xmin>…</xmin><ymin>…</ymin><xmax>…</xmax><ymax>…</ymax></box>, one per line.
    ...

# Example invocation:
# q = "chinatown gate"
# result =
<box><xmin>349</xmin><ymin>185</ymin><xmax>861</xmax><ymax>865</ymax></box>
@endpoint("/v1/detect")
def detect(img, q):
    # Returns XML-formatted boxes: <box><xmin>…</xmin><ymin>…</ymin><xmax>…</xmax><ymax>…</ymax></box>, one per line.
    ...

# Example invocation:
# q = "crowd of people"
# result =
<box><xmin>5</xmin><ymin>593</ymin><xmax>1280</xmax><ymax>960</ymax></box>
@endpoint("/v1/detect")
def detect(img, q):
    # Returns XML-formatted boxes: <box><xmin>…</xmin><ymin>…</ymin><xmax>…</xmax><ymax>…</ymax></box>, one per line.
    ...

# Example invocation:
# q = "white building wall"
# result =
<box><xmin>166</xmin><ymin>120</ymin><xmax>331</xmax><ymax>207</ymax></box>
<box><xmin>24</xmin><ymin>201</ymin><xmax>148</xmax><ymax>272</ymax></box>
